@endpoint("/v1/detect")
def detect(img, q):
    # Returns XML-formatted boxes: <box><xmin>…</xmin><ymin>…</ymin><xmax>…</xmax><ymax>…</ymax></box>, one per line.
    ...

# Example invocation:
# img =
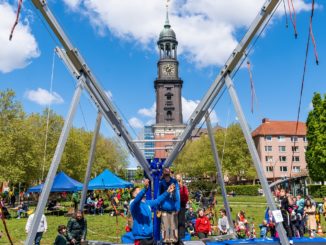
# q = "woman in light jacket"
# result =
<box><xmin>304</xmin><ymin>199</ymin><xmax>317</xmax><ymax>238</ymax></box>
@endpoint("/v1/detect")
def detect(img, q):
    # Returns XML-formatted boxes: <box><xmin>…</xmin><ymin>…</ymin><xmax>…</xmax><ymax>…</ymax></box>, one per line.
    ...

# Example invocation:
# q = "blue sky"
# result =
<box><xmin>0</xmin><ymin>0</ymin><xmax>325</xmax><ymax>166</ymax></box>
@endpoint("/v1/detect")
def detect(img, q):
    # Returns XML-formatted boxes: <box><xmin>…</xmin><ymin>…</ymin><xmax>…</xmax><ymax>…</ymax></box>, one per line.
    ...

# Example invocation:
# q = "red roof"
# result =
<box><xmin>252</xmin><ymin>119</ymin><xmax>307</xmax><ymax>137</ymax></box>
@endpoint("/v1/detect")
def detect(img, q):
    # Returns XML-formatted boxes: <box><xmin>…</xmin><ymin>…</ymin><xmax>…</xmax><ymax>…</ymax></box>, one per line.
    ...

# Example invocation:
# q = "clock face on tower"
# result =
<box><xmin>161</xmin><ymin>63</ymin><xmax>175</xmax><ymax>76</ymax></box>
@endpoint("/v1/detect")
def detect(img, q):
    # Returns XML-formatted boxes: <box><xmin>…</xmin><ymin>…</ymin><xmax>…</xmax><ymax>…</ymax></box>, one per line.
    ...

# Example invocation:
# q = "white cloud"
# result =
<box><xmin>128</xmin><ymin>117</ymin><xmax>144</xmax><ymax>129</ymax></box>
<box><xmin>25</xmin><ymin>88</ymin><xmax>64</xmax><ymax>106</ymax></box>
<box><xmin>137</xmin><ymin>97</ymin><xmax>219</xmax><ymax>124</ymax></box>
<box><xmin>62</xmin><ymin>0</ymin><xmax>81</xmax><ymax>10</ymax></box>
<box><xmin>308</xmin><ymin>102</ymin><xmax>313</xmax><ymax>111</ymax></box>
<box><xmin>182</xmin><ymin>97</ymin><xmax>219</xmax><ymax>124</ymax></box>
<box><xmin>105</xmin><ymin>90</ymin><xmax>113</xmax><ymax>100</ymax></box>
<box><xmin>0</xmin><ymin>2</ymin><xmax>39</xmax><ymax>73</ymax></box>
<box><xmin>62</xmin><ymin>0</ymin><xmax>311</xmax><ymax>67</ymax></box>
<box><xmin>138</xmin><ymin>103</ymin><xmax>156</xmax><ymax>118</ymax></box>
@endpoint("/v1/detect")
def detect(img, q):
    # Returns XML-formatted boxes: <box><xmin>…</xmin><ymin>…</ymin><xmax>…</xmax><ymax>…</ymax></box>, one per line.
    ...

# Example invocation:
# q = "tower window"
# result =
<box><xmin>166</xmin><ymin>111</ymin><xmax>173</xmax><ymax>121</ymax></box>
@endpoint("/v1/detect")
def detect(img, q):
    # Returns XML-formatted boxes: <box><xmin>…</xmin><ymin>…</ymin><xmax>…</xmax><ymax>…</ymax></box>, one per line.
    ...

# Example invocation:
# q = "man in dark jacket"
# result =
<box><xmin>159</xmin><ymin>168</ymin><xmax>180</xmax><ymax>244</ymax></box>
<box><xmin>67</xmin><ymin>211</ymin><xmax>87</xmax><ymax>244</ymax></box>
<box><xmin>130</xmin><ymin>179</ymin><xmax>175</xmax><ymax>245</ymax></box>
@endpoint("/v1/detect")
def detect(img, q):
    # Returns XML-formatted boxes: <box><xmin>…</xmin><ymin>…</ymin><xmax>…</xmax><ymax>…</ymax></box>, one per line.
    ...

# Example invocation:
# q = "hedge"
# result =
<box><xmin>188</xmin><ymin>180</ymin><xmax>261</xmax><ymax>196</ymax></box>
<box><xmin>307</xmin><ymin>185</ymin><xmax>326</xmax><ymax>198</ymax></box>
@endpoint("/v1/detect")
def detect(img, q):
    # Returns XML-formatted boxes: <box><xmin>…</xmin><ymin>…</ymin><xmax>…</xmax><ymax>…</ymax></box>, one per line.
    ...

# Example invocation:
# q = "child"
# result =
<box><xmin>259</xmin><ymin>220</ymin><xmax>268</xmax><ymax>238</ymax></box>
<box><xmin>218</xmin><ymin>209</ymin><xmax>229</xmax><ymax>235</ymax></box>
<box><xmin>195</xmin><ymin>209</ymin><xmax>211</xmax><ymax>239</ymax></box>
<box><xmin>54</xmin><ymin>225</ymin><xmax>68</xmax><ymax>245</ymax></box>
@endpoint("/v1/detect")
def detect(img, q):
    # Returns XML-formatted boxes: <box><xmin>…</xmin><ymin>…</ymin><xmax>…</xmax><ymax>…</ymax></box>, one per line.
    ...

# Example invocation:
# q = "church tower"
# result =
<box><xmin>153</xmin><ymin>9</ymin><xmax>185</xmax><ymax>159</ymax></box>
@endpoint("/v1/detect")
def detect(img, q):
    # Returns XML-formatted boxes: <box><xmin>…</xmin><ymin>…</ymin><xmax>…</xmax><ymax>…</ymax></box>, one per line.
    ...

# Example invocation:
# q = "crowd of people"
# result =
<box><xmin>1</xmin><ymin>178</ymin><xmax>326</xmax><ymax>244</ymax></box>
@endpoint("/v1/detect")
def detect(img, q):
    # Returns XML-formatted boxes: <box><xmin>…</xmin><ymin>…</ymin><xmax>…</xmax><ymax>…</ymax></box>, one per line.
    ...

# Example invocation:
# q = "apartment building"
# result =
<box><xmin>252</xmin><ymin>118</ymin><xmax>308</xmax><ymax>182</ymax></box>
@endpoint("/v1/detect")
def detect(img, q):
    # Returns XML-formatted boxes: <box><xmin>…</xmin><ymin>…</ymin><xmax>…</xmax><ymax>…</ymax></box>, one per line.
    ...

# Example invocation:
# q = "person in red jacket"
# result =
<box><xmin>176</xmin><ymin>174</ymin><xmax>189</xmax><ymax>243</ymax></box>
<box><xmin>195</xmin><ymin>209</ymin><xmax>211</xmax><ymax>239</ymax></box>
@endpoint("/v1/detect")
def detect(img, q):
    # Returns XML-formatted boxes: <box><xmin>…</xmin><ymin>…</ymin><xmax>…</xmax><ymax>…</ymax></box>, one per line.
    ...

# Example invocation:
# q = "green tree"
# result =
<box><xmin>174</xmin><ymin>123</ymin><xmax>256</xmax><ymax>183</ymax></box>
<box><xmin>0</xmin><ymin>89</ymin><xmax>128</xmax><ymax>186</ymax></box>
<box><xmin>306</xmin><ymin>93</ymin><xmax>326</xmax><ymax>182</ymax></box>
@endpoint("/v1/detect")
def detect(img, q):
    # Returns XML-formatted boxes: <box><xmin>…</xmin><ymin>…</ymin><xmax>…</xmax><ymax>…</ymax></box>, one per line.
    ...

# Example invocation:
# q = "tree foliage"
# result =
<box><xmin>0</xmin><ymin>89</ymin><xmax>128</xmax><ymax>186</ymax></box>
<box><xmin>174</xmin><ymin>123</ymin><xmax>256</xmax><ymax>183</ymax></box>
<box><xmin>306</xmin><ymin>93</ymin><xmax>326</xmax><ymax>182</ymax></box>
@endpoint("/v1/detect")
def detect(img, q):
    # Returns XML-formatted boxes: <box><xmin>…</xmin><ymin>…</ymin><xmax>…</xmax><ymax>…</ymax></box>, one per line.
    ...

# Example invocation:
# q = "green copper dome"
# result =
<box><xmin>158</xmin><ymin>10</ymin><xmax>177</xmax><ymax>43</ymax></box>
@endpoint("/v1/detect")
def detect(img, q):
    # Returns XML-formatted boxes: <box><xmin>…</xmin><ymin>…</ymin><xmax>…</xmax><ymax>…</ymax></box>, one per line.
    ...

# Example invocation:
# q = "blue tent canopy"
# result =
<box><xmin>88</xmin><ymin>169</ymin><xmax>133</xmax><ymax>190</ymax></box>
<box><xmin>27</xmin><ymin>171</ymin><xmax>83</xmax><ymax>193</ymax></box>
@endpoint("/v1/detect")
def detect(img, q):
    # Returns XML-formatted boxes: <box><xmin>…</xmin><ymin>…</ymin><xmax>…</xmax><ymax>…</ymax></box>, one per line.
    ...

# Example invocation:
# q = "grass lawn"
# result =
<box><xmin>0</xmin><ymin>214</ymin><xmax>126</xmax><ymax>244</ymax></box>
<box><xmin>1</xmin><ymin>196</ymin><xmax>325</xmax><ymax>244</ymax></box>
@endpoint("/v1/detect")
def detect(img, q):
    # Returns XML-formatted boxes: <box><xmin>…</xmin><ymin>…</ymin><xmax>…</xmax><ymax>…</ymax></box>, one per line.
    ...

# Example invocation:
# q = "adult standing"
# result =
<box><xmin>67</xmin><ymin>210</ymin><xmax>87</xmax><ymax>244</ymax></box>
<box><xmin>25</xmin><ymin>213</ymin><xmax>47</xmax><ymax>245</ymax></box>
<box><xmin>130</xmin><ymin>179</ymin><xmax>175</xmax><ymax>245</ymax></box>
<box><xmin>159</xmin><ymin>168</ymin><xmax>180</xmax><ymax>244</ymax></box>
<box><xmin>72</xmin><ymin>192</ymin><xmax>79</xmax><ymax>212</ymax></box>
<box><xmin>176</xmin><ymin>174</ymin><xmax>188</xmax><ymax>244</ymax></box>
<box><xmin>304</xmin><ymin>199</ymin><xmax>317</xmax><ymax>238</ymax></box>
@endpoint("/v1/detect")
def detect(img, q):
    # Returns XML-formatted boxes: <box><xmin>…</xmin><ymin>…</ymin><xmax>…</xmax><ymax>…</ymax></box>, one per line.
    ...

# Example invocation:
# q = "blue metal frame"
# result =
<box><xmin>146</xmin><ymin>158</ymin><xmax>165</xmax><ymax>242</ymax></box>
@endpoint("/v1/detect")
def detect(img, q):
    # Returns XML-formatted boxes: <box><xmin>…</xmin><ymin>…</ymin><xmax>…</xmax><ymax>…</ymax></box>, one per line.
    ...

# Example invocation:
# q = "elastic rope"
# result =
<box><xmin>41</xmin><ymin>49</ymin><xmax>56</xmax><ymax>181</ymax></box>
<box><xmin>0</xmin><ymin>203</ymin><xmax>14</xmax><ymax>245</ymax></box>
<box><xmin>287</xmin><ymin>0</ymin><xmax>298</xmax><ymax>38</ymax></box>
<box><xmin>282</xmin><ymin>0</ymin><xmax>289</xmax><ymax>28</ymax></box>
<box><xmin>309</xmin><ymin>0</ymin><xmax>319</xmax><ymax>65</ymax></box>
<box><xmin>9</xmin><ymin>0</ymin><xmax>23</xmax><ymax>41</ymax></box>
<box><xmin>246</xmin><ymin>60</ymin><xmax>256</xmax><ymax>114</ymax></box>
<box><xmin>291</xmin><ymin>1</ymin><xmax>317</xmax><ymax>179</ymax></box>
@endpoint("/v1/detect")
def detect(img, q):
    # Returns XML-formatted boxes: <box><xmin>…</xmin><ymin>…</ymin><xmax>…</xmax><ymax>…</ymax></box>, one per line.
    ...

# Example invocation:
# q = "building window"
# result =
<box><xmin>304</xmin><ymin>146</ymin><xmax>307</xmax><ymax>152</ymax></box>
<box><xmin>265</xmin><ymin>135</ymin><xmax>272</xmax><ymax>141</ymax></box>
<box><xmin>266</xmin><ymin>166</ymin><xmax>274</xmax><ymax>172</ymax></box>
<box><xmin>303</xmin><ymin>136</ymin><xmax>307</xmax><ymax>142</ymax></box>
<box><xmin>166</xmin><ymin>111</ymin><xmax>172</xmax><ymax>120</ymax></box>
<box><xmin>279</xmin><ymin>146</ymin><xmax>286</xmax><ymax>152</ymax></box>
<box><xmin>265</xmin><ymin>146</ymin><xmax>272</xmax><ymax>152</ymax></box>
<box><xmin>278</xmin><ymin>136</ymin><xmax>285</xmax><ymax>142</ymax></box>
<box><xmin>291</xmin><ymin>136</ymin><xmax>298</xmax><ymax>142</ymax></box>
<box><xmin>292</xmin><ymin>156</ymin><xmax>300</xmax><ymax>162</ymax></box>
<box><xmin>279</xmin><ymin>156</ymin><xmax>287</xmax><ymax>162</ymax></box>
<box><xmin>292</xmin><ymin>146</ymin><xmax>299</xmax><ymax>152</ymax></box>
<box><xmin>265</xmin><ymin>156</ymin><xmax>273</xmax><ymax>162</ymax></box>
<box><xmin>280</xmin><ymin>166</ymin><xmax>288</xmax><ymax>172</ymax></box>
<box><xmin>292</xmin><ymin>166</ymin><xmax>301</xmax><ymax>173</ymax></box>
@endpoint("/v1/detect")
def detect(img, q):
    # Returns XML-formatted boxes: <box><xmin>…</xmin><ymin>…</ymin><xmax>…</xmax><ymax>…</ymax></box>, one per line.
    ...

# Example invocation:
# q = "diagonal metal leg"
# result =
<box><xmin>224</xmin><ymin>74</ymin><xmax>289</xmax><ymax>245</ymax></box>
<box><xmin>205</xmin><ymin>113</ymin><xmax>235</xmax><ymax>236</ymax></box>
<box><xmin>79</xmin><ymin>111</ymin><xmax>102</xmax><ymax>211</ymax></box>
<box><xmin>25</xmin><ymin>80</ymin><xmax>84</xmax><ymax>245</ymax></box>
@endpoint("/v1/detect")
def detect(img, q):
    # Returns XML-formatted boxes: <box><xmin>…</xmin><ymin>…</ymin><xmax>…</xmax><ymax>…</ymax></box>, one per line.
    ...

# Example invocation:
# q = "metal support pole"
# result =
<box><xmin>205</xmin><ymin>113</ymin><xmax>235</xmax><ymax>236</ymax></box>
<box><xmin>224</xmin><ymin>74</ymin><xmax>289</xmax><ymax>245</ymax></box>
<box><xmin>25</xmin><ymin>81</ymin><xmax>84</xmax><ymax>245</ymax></box>
<box><xmin>79</xmin><ymin>111</ymin><xmax>102</xmax><ymax>211</ymax></box>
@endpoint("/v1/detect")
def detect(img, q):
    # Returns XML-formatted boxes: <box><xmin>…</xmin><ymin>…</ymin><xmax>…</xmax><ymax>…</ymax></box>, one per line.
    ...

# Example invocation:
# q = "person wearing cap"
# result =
<box><xmin>159</xmin><ymin>168</ymin><xmax>180</xmax><ymax>244</ymax></box>
<box><xmin>130</xmin><ymin>179</ymin><xmax>175</xmax><ymax>245</ymax></box>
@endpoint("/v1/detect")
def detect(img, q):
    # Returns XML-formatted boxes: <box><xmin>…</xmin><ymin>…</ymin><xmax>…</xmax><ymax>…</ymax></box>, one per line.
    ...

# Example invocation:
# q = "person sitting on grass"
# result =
<box><xmin>67</xmin><ymin>210</ymin><xmax>87</xmax><ymax>245</ymax></box>
<box><xmin>54</xmin><ymin>225</ymin><xmax>68</xmax><ymax>245</ymax></box>
<box><xmin>130</xmin><ymin>178</ymin><xmax>175</xmax><ymax>245</ymax></box>
<box><xmin>17</xmin><ymin>201</ymin><xmax>28</xmax><ymax>219</ymax></box>
<box><xmin>195</xmin><ymin>209</ymin><xmax>211</xmax><ymax>239</ymax></box>
<box><xmin>218</xmin><ymin>209</ymin><xmax>229</xmax><ymax>235</ymax></box>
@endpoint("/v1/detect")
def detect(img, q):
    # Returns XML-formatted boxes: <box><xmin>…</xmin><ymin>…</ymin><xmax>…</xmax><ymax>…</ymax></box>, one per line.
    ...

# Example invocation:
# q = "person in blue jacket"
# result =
<box><xmin>159</xmin><ymin>168</ymin><xmax>180</xmax><ymax>244</ymax></box>
<box><xmin>130</xmin><ymin>178</ymin><xmax>175</xmax><ymax>245</ymax></box>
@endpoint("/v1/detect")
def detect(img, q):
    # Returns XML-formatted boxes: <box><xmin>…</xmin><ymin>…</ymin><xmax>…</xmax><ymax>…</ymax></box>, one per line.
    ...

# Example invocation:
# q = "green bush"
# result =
<box><xmin>308</xmin><ymin>185</ymin><xmax>326</xmax><ymax>197</ymax></box>
<box><xmin>188</xmin><ymin>180</ymin><xmax>261</xmax><ymax>196</ymax></box>
<box><xmin>224</xmin><ymin>185</ymin><xmax>261</xmax><ymax>196</ymax></box>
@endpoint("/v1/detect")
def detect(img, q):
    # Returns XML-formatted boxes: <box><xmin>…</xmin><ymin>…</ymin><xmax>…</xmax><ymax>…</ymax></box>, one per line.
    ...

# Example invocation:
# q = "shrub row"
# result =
<box><xmin>188</xmin><ymin>180</ymin><xmax>261</xmax><ymax>196</ymax></box>
<box><xmin>307</xmin><ymin>185</ymin><xmax>326</xmax><ymax>198</ymax></box>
